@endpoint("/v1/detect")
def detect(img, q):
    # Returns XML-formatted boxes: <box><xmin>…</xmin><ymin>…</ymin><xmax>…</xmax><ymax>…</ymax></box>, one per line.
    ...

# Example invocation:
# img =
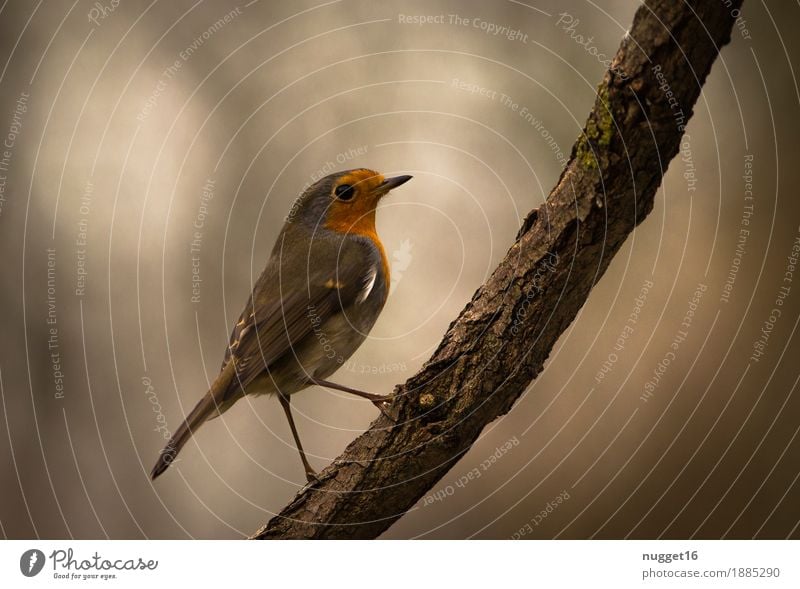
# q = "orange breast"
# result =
<box><xmin>323</xmin><ymin>168</ymin><xmax>391</xmax><ymax>297</ymax></box>
<box><xmin>326</xmin><ymin>209</ymin><xmax>390</xmax><ymax>298</ymax></box>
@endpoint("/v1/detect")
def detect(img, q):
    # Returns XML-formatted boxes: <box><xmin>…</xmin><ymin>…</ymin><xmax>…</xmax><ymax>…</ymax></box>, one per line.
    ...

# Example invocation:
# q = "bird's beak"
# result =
<box><xmin>375</xmin><ymin>175</ymin><xmax>412</xmax><ymax>196</ymax></box>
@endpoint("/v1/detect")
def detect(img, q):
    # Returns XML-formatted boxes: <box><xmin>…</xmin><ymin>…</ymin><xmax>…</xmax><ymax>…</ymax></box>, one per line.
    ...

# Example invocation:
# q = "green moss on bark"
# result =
<box><xmin>575</xmin><ymin>84</ymin><xmax>614</xmax><ymax>169</ymax></box>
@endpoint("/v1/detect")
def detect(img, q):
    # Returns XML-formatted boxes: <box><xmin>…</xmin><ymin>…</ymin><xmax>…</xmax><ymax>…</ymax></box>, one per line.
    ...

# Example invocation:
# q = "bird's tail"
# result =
<box><xmin>150</xmin><ymin>362</ymin><xmax>236</xmax><ymax>480</ymax></box>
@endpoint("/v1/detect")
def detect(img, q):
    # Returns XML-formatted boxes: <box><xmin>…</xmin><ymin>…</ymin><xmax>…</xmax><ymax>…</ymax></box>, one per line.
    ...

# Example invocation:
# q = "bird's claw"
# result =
<box><xmin>372</xmin><ymin>395</ymin><xmax>397</xmax><ymax>422</ymax></box>
<box><xmin>304</xmin><ymin>468</ymin><xmax>321</xmax><ymax>486</ymax></box>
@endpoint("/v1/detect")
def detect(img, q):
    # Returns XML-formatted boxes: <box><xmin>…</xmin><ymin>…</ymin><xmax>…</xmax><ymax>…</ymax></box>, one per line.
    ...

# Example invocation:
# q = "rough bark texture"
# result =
<box><xmin>253</xmin><ymin>0</ymin><xmax>742</xmax><ymax>539</ymax></box>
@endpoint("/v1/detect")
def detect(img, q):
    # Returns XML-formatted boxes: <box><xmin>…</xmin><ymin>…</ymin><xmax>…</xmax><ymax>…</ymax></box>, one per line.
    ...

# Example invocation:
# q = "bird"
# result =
<box><xmin>150</xmin><ymin>168</ymin><xmax>412</xmax><ymax>482</ymax></box>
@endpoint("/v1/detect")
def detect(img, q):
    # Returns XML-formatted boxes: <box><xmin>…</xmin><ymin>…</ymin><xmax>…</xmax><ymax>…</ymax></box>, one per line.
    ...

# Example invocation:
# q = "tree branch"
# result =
<box><xmin>253</xmin><ymin>0</ymin><xmax>742</xmax><ymax>539</ymax></box>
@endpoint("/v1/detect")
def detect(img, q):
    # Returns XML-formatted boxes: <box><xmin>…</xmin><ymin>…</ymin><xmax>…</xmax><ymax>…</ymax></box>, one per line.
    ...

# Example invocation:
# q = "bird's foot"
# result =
<box><xmin>304</xmin><ymin>467</ymin><xmax>321</xmax><ymax>486</ymax></box>
<box><xmin>310</xmin><ymin>378</ymin><xmax>398</xmax><ymax>422</ymax></box>
<box><xmin>371</xmin><ymin>394</ymin><xmax>397</xmax><ymax>422</ymax></box>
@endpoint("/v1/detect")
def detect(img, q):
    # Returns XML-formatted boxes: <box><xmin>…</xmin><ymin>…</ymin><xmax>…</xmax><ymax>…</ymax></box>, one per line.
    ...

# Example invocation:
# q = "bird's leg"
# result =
<box><xmin>277</xmin><ymin>392</ymin><xmax>318</xmax><ymax>484</ymax></box>
<box><xmin>310</xmin><ymin>378</ymin><xmax>396</xmax><ymax>421</ymax></box>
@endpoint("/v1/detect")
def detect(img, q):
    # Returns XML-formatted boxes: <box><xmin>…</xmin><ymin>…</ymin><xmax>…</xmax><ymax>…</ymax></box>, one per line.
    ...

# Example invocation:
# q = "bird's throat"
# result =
<box><xmin>325</xmin><ymin>207</ymin><xmax>390</xmax><ymax>295</ymax></box>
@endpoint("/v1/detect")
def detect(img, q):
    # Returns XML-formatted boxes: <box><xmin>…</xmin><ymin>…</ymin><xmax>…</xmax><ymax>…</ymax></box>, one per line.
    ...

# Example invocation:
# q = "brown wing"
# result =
<box><xmin>221</xmin><ymin>236</ymin><xmax>369</xmax><ymax>392</ymax></box>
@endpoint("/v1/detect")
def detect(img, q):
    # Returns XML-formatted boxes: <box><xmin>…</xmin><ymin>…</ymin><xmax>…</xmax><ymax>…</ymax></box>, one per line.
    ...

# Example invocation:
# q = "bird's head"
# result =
<box><xmin>291</xmin><ymin>168</ymin><xmax>412</xmax><ymax>237</ymax></box>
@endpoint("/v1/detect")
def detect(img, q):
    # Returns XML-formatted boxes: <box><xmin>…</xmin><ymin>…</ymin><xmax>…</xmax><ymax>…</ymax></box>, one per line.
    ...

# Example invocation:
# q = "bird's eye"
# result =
<box><xmin>334</xmin><ymin>184</ymin><xmax>355</xmax><ymax>201</ymax></box>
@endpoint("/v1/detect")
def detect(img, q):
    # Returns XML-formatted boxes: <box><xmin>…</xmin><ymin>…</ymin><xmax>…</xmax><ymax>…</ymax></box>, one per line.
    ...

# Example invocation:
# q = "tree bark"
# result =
<box><xmin>253</xmin><ymin>0</ymin><xmax>742</xmax><ymax>539</ymax></box>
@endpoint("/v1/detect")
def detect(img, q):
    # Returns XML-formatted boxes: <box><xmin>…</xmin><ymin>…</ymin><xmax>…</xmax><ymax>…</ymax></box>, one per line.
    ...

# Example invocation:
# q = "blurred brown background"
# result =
<box><xmin>0</xmin><ymin>0</ymin><xmax>798</xmax><ymax>539</ymax></box>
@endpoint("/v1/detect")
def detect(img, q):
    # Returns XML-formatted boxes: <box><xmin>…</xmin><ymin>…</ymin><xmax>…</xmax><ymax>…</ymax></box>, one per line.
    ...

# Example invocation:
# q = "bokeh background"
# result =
<box><xmin>1</xmin><ymin>0</ymin><xmax>798</xmax><ymax>539</ymax></box>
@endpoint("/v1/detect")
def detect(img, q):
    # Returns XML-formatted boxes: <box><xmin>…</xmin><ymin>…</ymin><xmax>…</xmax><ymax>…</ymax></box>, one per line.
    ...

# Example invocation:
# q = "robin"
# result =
<box><xmin>150</xmin><ymin>168</ymin><xmax>412</xmax><ymax>482</ymax></box>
